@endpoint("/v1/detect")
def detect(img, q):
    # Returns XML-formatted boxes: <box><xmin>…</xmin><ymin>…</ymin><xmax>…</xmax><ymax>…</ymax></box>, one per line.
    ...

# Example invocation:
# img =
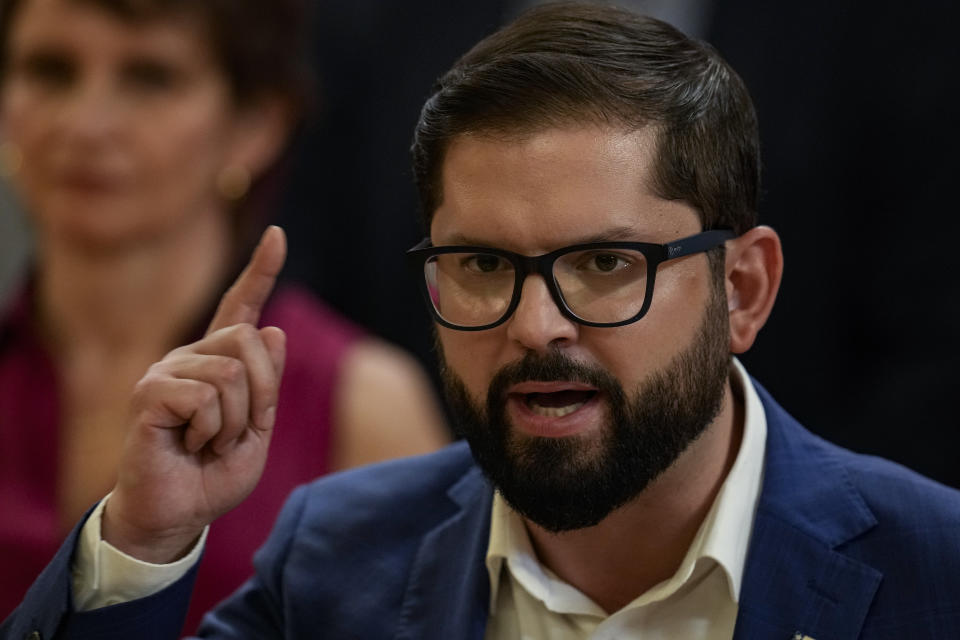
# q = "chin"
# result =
<box><xmin>36</xmin><ymin>200</ymin><xmax>167</xmax><ymax>251</ymax></box>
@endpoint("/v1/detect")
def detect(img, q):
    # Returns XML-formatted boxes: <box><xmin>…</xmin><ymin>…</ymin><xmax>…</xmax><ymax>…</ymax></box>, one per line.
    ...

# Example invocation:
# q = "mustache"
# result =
<box><xmin>486</xmin><ymin>350</ymin><xmax>622</xmax><ymax>405</ymax></box>
<box><xmin>433</xmin><ymin>327</ymin><xmax>600</xmax><ymax>387</ymax></box>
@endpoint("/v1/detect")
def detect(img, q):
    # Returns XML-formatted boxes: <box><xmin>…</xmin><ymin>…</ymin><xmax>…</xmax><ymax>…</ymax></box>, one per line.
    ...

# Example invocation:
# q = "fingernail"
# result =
<box><xmin>260</xmin><ymin>406</ymin><xmax>276</xmax><ymax>430</ymax></box>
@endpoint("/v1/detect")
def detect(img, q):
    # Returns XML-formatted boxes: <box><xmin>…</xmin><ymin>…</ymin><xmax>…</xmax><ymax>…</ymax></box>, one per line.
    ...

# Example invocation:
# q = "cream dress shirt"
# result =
<box><xmin>73</xmin><ymin>359</ymin><xmax>766</xmax><ymax>638</ymax></box>
<box><xmin>483</xmin><ymin>358</ymin><xmax>767</xmax><ymax>639</ymax></box>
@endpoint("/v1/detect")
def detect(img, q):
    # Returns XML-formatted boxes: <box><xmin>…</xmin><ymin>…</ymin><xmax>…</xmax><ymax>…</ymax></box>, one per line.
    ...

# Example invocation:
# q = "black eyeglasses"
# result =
<box><xmin>406</xmin><ymin>229</ymin><xmax>734</xmax><ymax>331</ymax></box>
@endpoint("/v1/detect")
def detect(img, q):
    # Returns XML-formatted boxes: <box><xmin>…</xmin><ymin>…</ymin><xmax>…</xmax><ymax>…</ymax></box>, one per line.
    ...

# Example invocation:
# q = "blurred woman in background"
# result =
<box><xmin>0</xmin><ymin>0</ymin><xmax>448</xmax><ymax>629</ymax></box>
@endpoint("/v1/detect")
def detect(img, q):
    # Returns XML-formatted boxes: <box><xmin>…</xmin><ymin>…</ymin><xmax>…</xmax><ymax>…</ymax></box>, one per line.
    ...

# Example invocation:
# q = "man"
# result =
<box><xmin>4</xmin><ymin>4</ymin><xmax>960</xmax><ymax>639</ymax></box>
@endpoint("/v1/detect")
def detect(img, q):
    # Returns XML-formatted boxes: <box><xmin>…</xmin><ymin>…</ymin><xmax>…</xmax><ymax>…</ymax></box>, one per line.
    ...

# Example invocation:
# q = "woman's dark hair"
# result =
<box><xmin>412</xmin><ymin>2</ymin><xmax>760</xmax><ymax>236</ymax></box>
<box><xmin>0</xmin><ymin>0</ymin><xmax>313</xmax><ymax>111</ymax></box>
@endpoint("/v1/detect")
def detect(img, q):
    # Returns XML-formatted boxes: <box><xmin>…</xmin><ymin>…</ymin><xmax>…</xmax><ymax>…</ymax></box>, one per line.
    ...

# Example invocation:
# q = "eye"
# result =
<box><xmin>16</xmin><ymin>51</ymin><xmax>76</xmax><ymax>89</ymax></box>
<box><xmin>577</xmin><ymin>252</ymin><xmax>632</xmax><ymax>273</ymax></box>
<box><xmin>121</xmin><ymin>59</ymin><xmax>181</xmax><ymax>92</ymax></box>
<box><xmin>462</xmin><ymin>253</ymin><xmax>508</xmax><ymax>273</ymax></box>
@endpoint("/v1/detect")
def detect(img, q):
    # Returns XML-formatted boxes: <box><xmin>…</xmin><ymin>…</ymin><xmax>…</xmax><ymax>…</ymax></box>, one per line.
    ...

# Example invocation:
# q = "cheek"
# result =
<box><xmin>587</xmin><ymin>264</ymin><xmax>712</xmax><ymax>386</ymax></box>
<box><xmin>1</xmin><ymin>83</ymin><xmax>37</xmax><ymax>132</ymax></box>
<box><xmin>582</xmin><ymin>326</ymin><xmax>669</xmax><ymax>391</ymax></box>
<box><xmin>140</xmin><ymin>103</ymin><xmax>229</xmax><ymax>193</ymax></box>
<box><xmin>437</xmin><ymin>327</ymin><xmax>503</xmax><ymax>402</ymax></box>
<box><xmin>1</xmin><ymin>88</ymin><xmax>49</xmax><ymax>177</ymax></box>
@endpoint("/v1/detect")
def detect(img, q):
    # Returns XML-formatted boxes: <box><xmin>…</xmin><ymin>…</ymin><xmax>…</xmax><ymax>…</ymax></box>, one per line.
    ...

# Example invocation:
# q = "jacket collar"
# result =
<box><xmin>734</xmin><ymin>381</ymin><xmax>881</xmax><ymax>640</ymax></box>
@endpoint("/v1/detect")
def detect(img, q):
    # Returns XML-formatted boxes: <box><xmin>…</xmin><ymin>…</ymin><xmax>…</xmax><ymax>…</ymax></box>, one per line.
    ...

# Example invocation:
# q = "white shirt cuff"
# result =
<box><xmin>72</xmin><ymin>493</ymin><xmax>208</xmax><ymax>611</ymax></box>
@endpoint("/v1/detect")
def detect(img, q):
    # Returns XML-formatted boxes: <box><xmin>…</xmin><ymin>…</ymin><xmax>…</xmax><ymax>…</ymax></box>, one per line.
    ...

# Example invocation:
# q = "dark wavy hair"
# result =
<box><xmin>411</xmin><ymin>2</ymin><xmax>760</xmax><ymax>236</ymax></box>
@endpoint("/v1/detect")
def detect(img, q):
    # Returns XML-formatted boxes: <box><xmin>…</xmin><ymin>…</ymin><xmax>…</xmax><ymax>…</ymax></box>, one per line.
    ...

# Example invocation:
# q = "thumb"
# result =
<box><xmin>259</xmin><ymin>326</ymin><xmax>286</xmax><ymax>379</ymax></box>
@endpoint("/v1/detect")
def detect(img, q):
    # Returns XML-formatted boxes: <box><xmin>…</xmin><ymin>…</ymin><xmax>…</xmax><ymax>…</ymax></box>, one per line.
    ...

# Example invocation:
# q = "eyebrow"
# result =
<box><xmin>439</xmin><ymin>224</ymin><xmax>649</xmax><ymax>248</ymax></box>
<box><xmin>439</xmin><ymin>233</ymin><xmax>489</xmax><ymax>246</ymax></box>
<box><xmin>574</xmin><ymin>226</ymin><xmax>649</xmax><ymax>243</ymax></box>
<box><xmin>12</xmin><ymin>43</ymin><xmax>73</xmax><ymax>65</ymax></box>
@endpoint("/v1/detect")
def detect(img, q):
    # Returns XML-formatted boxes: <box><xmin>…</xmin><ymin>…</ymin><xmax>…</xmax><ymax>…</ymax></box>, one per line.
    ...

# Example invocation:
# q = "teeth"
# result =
<box><xmin>528</xmin><ymin>402</ymin><xmax>585</xmax><ymax>418</ymax></box>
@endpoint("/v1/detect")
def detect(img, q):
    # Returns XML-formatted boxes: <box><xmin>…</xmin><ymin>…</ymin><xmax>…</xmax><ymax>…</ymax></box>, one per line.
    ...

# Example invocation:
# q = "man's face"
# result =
<box><xmin>431</xmin><ymin>126</ymin><xmax>732</xmax><ymax>532</ymax></box>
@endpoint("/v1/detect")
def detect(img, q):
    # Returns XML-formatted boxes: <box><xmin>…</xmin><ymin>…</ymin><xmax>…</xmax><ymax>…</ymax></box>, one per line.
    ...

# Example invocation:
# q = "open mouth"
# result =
<box><xmin>523</xmin><ymin>389</ymin><xmax>598</xmax><ymax>418</ymax></box>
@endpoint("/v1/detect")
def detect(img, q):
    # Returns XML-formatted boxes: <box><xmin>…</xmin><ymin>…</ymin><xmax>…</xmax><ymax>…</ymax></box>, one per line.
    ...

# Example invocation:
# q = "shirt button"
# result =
<box><xmin>26</xmin><ymin>632</ymin><xmax>42</xmax><ymax>640</ymax></box>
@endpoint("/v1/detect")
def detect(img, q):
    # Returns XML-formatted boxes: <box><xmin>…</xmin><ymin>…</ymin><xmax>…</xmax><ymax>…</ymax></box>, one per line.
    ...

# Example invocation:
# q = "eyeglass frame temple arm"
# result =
<box><xmin>664</xmin><ymin>229</ymin><xmax>735</xmax><ymax>261</ymax></box>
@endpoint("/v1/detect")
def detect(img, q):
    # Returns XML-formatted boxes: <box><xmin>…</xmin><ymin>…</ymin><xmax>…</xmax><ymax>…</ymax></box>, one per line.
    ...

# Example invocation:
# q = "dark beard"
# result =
<box><xmin>439</xmin><ymin>287</ymin><xmax>730</xmax><ymax>533</ymax></box>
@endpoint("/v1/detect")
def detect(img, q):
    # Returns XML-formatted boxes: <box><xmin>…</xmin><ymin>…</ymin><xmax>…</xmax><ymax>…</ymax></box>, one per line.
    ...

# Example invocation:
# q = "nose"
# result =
<box><xmin>54</xmin><ymin>75</ymin><xmax>120</xmax><ymax>144</ymax></box>
<box><xmin>505</xmin><ymin>274</ymin><xmax>578</xmax><ymax>352</ymax></box>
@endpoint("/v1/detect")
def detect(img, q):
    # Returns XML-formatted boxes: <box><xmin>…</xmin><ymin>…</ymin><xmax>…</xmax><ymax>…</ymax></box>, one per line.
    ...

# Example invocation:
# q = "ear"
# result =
<box><xmin>724</xmin><ymin>225</ymin><xmax>783</xmax><ymax>354</ymax></box>
<box><xmin>223</xmin><ymin>95</ymin><xmax>295</xmax><ymax>180</ymax></box>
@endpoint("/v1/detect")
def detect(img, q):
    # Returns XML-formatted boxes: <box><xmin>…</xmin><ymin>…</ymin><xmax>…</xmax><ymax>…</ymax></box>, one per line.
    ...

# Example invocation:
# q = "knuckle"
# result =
<box><xmin>132</xmin><ymin>371</ymin><xmax>163</xmax><ymax>396</ymax></box>
<box><xmin>261</xmin><ymin>377</ymin><xmax>279</xmax><ymax>399</ymax></box>
<box><xmin>157</xmin><ymin>354</ymin><xmax>188</xmax><ymax>371</ymax></box>
<box><xmin>166</xmin><ymin>343</ymin><xmax>196</xmax><ymax>358</ymax></box>
<box><xmin>234</xmin><ymin>322</ymin><xmax>259</xmax><ymax>342</ymax></box>
<box><xmin>144</xmin><ymin>359</ymin><xmax>169</xmax><ymax>375</ymax></box>
<box><xmin>220</xmin><ymin>358</ymin><xmax>246</xmax><ymax>383</ymax></box>
<box><xmin>190</xmin><ymin>414</ymin><xmax>214</xmax><ymax>437</ymax></box>
<box><xmin>196</xmin><ymin>383</ymin><xmax>219</xmax><ymax>406</ymax></box>
<box><xmin>166</xmin><ymin>344</ymin><xmax>186</xmax><ymax>356</ymax></box>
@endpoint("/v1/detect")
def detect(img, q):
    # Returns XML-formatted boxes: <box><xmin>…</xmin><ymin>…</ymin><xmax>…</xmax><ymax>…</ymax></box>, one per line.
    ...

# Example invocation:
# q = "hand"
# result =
<box><xmin>102</xmin><ymin>226</ymin><xmax>288</xmax><ymax>563</ymax></box>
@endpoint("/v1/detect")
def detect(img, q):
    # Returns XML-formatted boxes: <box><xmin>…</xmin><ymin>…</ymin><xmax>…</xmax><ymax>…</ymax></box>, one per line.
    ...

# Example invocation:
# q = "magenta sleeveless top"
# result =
<box><xmin>0</xmin><ymin>285</ymin><xmax>363</xmax><ymax>632</ymax></box>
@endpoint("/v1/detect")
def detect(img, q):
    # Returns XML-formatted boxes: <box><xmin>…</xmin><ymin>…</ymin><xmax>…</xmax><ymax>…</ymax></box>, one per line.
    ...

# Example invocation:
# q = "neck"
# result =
<box><xmin>35</xmin><ymin>210</ymin><xmax>234</xmax><ymax>361</ymax></box>
<box><xmin>524</xmin><ymin>381</ymin><xmax>744</xmax><ymax>614</ymax></box>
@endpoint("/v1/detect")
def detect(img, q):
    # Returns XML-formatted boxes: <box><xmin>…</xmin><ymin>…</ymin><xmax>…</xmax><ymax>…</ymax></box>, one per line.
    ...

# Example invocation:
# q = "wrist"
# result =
<box><xmin>101</xmin><ymin>495</ymin><xmax>203</xmax><ymax>564</ymax></box>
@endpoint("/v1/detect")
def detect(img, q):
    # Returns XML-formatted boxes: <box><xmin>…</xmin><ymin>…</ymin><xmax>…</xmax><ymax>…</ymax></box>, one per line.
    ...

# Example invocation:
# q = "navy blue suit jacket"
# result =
<box><xmin>5</xmin><ymin>383</ymin><xmax>960</xmax><ymax>639</ymax></box>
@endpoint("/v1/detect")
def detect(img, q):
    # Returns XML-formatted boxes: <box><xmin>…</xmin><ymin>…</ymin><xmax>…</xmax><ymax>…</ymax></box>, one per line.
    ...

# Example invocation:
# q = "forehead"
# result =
<box><xmin>6</xmin><ymin>0</ymin><xmax>209</xmax><ymax>61</ymax></box>
<box><xmin>431</xmin><ymin>125</ymin><xmax>701</xmax><ymax>252</ymax></box>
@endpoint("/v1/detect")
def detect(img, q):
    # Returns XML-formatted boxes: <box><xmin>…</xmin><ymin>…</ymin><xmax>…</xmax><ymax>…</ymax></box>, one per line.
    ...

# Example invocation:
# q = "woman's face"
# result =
<box><xmin>0</xmin><ymin>0</ymin><xmax>245</xmax><ymax>249</ymax></box>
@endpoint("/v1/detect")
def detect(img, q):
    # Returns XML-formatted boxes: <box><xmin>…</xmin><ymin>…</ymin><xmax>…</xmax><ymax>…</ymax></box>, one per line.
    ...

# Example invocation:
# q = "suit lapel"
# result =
<box><xmin>734</xmin><ymin>511</ymin><xmax>882</xmax><ymax>640</ymax></box>
<box><xmin>734</xmin><ymin>383</ymin><xmax>882</xmax><ymax>640</ymax></box>
<box><xmin>396</xmin><ymin>465</ymin><xmax>493</xmax><ymax>640</ymax></box>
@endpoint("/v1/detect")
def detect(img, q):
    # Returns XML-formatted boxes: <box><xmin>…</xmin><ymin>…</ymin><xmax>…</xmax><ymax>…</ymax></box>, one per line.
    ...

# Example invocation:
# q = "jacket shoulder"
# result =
<box><xmin>759</xmin><ymin>379</ymin><xmax>960</xmax><ymax>537</ymax></box>
<box><xmin>843</xmin><ymin>447</ymin><xmax>960</xmax><ymax>523</ymax></box>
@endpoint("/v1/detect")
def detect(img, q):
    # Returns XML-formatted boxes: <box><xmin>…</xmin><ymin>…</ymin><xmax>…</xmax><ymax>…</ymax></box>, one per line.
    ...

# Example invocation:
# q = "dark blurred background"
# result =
<box><xmin>709</xmin><ymin>0</ymin><xmax>960</xmax><ymax>485</ymax></box>
<box><xmin>4</xmin><ymin>0</ymin><xmax>958</xmax><ymax>486</ymax></box>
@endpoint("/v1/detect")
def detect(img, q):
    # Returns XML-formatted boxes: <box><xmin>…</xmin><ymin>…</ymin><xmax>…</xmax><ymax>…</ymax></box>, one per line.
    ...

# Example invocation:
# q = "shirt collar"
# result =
<box><xmin>484</xmin><ymin>357</ymin><xmax>767</xmax><ymax>612</ymax></box>
<box><xmin>697</xmin><ymin>357</ymin><xmax>767</xmax><ymax>602</ymax></box>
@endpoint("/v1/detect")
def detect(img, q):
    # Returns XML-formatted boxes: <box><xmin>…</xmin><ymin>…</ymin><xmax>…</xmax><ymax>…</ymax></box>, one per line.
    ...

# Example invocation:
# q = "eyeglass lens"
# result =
<box><xmin>423</xmin><ymin>248</ymin><xmax>650</xmax><ymax>327</ymax></box>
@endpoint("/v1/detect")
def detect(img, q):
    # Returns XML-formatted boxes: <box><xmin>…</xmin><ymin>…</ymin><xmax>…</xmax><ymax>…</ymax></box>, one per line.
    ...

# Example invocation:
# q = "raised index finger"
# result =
<box><xmin>208</xmin><ymin>226</ymin><xmax>287</xmax><ymax>335</ymax></box>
